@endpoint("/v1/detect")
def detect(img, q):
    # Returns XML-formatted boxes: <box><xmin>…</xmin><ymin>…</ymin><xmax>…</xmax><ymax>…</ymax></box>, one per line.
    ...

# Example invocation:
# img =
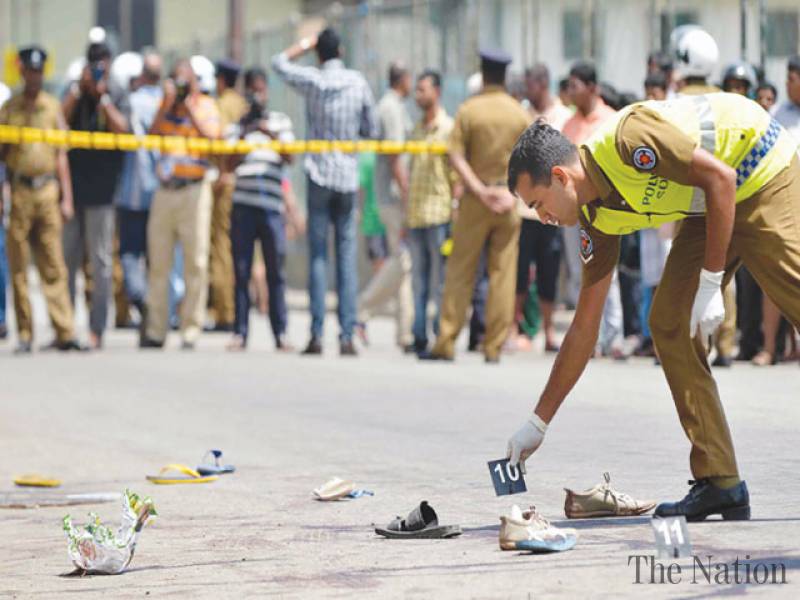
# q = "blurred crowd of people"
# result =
<box><xmin>0</xmin><ymin>24</ymin><xmax>797</xmax><ymax>366</ymax></box>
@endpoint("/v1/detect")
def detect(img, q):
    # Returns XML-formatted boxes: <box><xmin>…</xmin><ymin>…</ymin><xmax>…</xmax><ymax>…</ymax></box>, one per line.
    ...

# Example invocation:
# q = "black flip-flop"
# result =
<box><xmin>375</xmin><ymin>501</ymin><xmax>462</xmax><ymax>539</ymax></box>
<box><xmin>196</xmin><ymin>450</ymin><xmax>236</xmax><ymax>476</ymax></box>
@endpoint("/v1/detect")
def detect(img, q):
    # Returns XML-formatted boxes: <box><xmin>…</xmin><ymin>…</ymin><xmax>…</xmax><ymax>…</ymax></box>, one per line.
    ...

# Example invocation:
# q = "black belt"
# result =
<box><xmin>162</xmin><ymin>178</ymin><xmax>203</xmax><ymax>190</ymax></box>
<box><xmin>13</xmin><ymin>173</ymin><xmax>56</xmax><ymax>190</ymax></box>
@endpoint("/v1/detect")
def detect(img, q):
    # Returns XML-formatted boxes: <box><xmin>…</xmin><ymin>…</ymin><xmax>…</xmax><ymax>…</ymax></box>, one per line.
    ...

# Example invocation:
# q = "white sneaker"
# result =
<box><xmin>499</xmin><ymin>505</ymin><xmax>578</xmax><ymax>552</ymax></box>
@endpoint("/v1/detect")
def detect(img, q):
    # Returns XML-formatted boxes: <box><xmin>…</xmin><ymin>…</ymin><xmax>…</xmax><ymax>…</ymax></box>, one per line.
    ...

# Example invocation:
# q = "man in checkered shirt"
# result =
<box><xmin>272</xmin><ymin>27</ymin><xmax>377</xmax><ymax>357</ymax></box>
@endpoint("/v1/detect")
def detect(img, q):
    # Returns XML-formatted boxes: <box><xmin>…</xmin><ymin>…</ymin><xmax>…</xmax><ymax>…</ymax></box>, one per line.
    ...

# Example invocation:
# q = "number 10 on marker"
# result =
<box><xmin>487</xmin><ymin>458</ymin><xmax>527</xmax><ymax>496</ymax></box>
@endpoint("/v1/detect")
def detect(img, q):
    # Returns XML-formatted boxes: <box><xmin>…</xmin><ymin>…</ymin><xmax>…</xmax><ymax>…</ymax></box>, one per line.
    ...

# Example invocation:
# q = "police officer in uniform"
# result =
<box><xmin>0</xmin><ymin>46</ymin><xmax>81</xmax><ymax>353</ymax></box>
<box><xmin>419</xmin><ymin>49</ymin><xmax>531</xmax><ymax>363</ymax></box>
<box><xmin>505</xmin><ymin>91</ymin><xmax>800</xmax><ymax>520</ymax></box>
<box><xmin>207</xmin><ymin>59</ymin><xmax>247</xmax><ymax>331</ymax></box>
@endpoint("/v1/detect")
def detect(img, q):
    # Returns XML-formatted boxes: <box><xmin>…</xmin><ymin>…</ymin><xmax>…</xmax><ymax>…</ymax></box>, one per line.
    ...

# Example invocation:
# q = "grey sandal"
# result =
<box><xmin>375</xmin><ymin>501</ymin><xmax>462</xmax><ymax>539</ymax></box>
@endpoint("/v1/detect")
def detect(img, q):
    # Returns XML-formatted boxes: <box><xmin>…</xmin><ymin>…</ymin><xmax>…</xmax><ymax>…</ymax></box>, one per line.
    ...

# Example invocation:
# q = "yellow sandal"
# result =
<box><xmin>13</xmin><ymin>474</ymin><xmax>62</xmax><ymax>488</ymax></box>
<box><xmin>146</xmin><ymin>464</ymin><xmax>218</xmax><ymax>485</ymax></box>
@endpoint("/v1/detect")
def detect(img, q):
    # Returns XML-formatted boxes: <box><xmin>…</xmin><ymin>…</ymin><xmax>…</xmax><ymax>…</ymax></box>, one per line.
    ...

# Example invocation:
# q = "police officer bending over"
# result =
<box><xmin>505</xmin><ymin>92</ymin><xmax>800</xmax><ymax>521</ymax></box>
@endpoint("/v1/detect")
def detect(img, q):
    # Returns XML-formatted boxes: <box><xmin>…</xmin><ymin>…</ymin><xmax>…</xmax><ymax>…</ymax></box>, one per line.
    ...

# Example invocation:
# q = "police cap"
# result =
<box><xmin>19</xmin><ymin>46</ymin><xmax>47</xmax><ymax>71</ymax></box>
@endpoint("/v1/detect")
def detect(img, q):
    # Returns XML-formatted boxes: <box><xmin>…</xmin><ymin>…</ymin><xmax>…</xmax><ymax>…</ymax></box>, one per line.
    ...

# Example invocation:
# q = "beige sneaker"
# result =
<box><xmin>564</xmin><ymin>472</ymin><xmax>655</xmax><ymax>518</ymax></box>
<box><xmin>499</xmin><ymin>505</ymin><xmax>577</xmax><ymax>552</ymax></box>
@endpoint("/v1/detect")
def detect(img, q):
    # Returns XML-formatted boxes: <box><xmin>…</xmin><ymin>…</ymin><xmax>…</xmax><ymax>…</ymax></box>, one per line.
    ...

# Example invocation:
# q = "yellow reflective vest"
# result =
<box><xmin>582</xmin><ymin>93</ymin><xmax>796</xmax><ymax>235</ymax></box>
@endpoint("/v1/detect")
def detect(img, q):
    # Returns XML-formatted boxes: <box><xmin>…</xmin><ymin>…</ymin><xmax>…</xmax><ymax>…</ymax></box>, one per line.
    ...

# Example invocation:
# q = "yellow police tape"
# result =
<box><xmin>0</xmin><ymin>125</ymin><xmax>448</xmax><ymax>155</ymax></box>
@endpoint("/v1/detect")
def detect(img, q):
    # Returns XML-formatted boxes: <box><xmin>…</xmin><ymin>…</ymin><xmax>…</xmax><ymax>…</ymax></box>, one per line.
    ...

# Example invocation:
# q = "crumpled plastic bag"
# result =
<box><xmin>62</xmin><ymin>489</ymin><xmax>156</xmax><ymax>575</ymax></box>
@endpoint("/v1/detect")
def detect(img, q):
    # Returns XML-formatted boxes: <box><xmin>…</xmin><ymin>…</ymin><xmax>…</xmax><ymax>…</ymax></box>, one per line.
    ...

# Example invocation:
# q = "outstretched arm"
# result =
<box><xmin>507</xmin><ymin>267</ymin><xmax>612</xmax><ymax>470</ymax></box>
<box><xmin>535</xmin><ymin>268</ymin><xmax>613</xmax><ymax>422</ymax></box>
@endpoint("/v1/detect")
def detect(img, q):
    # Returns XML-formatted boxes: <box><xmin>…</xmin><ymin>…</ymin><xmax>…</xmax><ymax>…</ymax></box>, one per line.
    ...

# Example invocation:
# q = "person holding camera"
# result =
<box><xmin>140</xmin><ymin>58</ymin><xmax>221</xmax><ymax>350</ymax></box>
<box><xmin>225</xmin><ymin>68</ymin><xmax>304</xmax><ymax>352</ymax></box>
<box><xmin>62</xmin><ymin>40</ymin><xmax>130</xmax><ymax>350</ymax></box>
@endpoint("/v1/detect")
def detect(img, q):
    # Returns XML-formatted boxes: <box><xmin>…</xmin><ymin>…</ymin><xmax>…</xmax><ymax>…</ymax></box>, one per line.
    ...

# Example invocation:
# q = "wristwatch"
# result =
<box><xmin>299</xmin><ymin>37</ymin><xmax>312</xmax><ymax>51</ymax></box>
<box><xmin>99</xmin><ymin>93</ymin><xmax>112</xmax><ymax>107</ymax></box>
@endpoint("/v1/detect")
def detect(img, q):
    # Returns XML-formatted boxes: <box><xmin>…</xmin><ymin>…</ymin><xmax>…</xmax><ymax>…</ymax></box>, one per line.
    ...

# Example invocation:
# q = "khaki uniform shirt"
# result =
<box><xmin>578</xmin><ymin>107</ymin><xmax>697</xmax><ymax>287</ymax></box>
<box><xmin>679</xmin><ymin>82</ymin><xmax>721</xmax><ymax>96</ymax></box>
<box><xmin>214</xmin><ymin>88</ymin><xmax>247</xmax><ymax>173</ymax></box>
<box><xmin>0</xmin><ymin>91</ymin><xmax>62</xmax><ymax>176</ymax></box>
<box><xmin>217</xmin><ymin>88</ymin><xmax>248</xmax><ymax>133</ymax></box>
<box><xmin>449</xmin><ymin>84</ymin><xmax>531</xmax><ymax>193</ymax></box>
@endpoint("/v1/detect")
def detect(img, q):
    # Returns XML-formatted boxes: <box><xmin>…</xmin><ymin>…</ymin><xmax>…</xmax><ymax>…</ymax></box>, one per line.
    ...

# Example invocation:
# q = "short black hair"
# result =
<box><xmin>316</xmin><ymin>27</ymin><xmax>341</xmax><ymax>63</ymax></box>
<box><xmin>558</xmin><ymin>77</ymin><xmax>569</xmax><ymax>92</ymax></box>
<box><xmin>599</xmin><ymin>82</ymin><xmax>619</xmax><ymax>109</ymax></box>
<box><xmin>647</xmin><ymin>51</ymin><xmax>673</xmax><ymax>74</ymax></box>
<box><xmin>244</xmin><ymin>67</ymin><xmax>267</xmax><ymax>88</ymax></box>
<box><xmin>507</xmin><ymin>119</ymin><xmax>578</xmax><ymax>192</ymax></box>
<box><xmin>87</xmin><ymin>42</ymin><xmax>111</xmax><ymax>63</ymax></box>
<box><xmin>525</xmin><ymin>63</ymin><xmax>550</xmax><ymax>86</ymax></box>
<box><xmin>569</xmin><ymin>61</ymin><xmax>596</xmax><ymax>85</ymax></box>
<box><xmin>757</xmin><ymin>82</ymin><xmax>778</xmax><ymax>99</ymax></box>
<box><xmin>617</xmin><ymin>92</ymin><xmax>639</xmax><ymax>109</ymax></box>
<box><xmin>644</xmin><ymin>71</ymin><xmax>667</xmax><ymax>90</ymax></box>
<box><xmin>388</xmin><ymin>62</ymin><xmax>409</xmax><ymax>87</ymax></box>
<box><xmin>418</xmin><ymin>69</ymin><xmax>441</xmax><ymax>89</ymax></box>
<box><xmin>219</xmin><ymin>70</ymin><xmax>238</xmax><ymax>88</ymax></box>
<box><xmin>482</xmin><ymin>62</ymin><xmax>507</xmax><ymax>86</ymax></box>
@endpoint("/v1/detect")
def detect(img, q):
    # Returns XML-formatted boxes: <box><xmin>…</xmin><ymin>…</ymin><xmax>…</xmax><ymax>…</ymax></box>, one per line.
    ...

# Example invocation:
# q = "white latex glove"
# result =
<box><xmin>506</xmin><ymin>413</ymin><xmax>548</xmax><ymax>474</ymax></box>
<box><xmin>690</xmin><ymin>269</ymin><xmax>725</xmax><ymax>338</ymax></box>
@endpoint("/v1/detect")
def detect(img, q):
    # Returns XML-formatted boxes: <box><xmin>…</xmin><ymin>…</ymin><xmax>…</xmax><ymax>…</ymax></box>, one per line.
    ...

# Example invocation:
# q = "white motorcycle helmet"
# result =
<box><xmin>110</xmin><ymin>51</ymin><xmax>143</xmax><ymax>93</ymax></box>
<box><xmin>190</xmin><ymin>55</ymin><xmax>216</xmax><ymax>95</ymax></box>
<box><xmin>722</xmin><ymin>61</ymin><xmax>758</xmax><ymax>93</ymax></box>
<box><xmin>670</xmin><ymin>25</ymin><xmax>719</xmax><ymax>79</ymax></box>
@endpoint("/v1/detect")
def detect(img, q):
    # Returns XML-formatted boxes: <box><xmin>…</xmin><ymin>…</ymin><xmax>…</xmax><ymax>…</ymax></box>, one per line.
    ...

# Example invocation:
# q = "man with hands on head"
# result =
<box><xmin>506</xmin><ymin>92</ymin><xmax>800</xmax><ymax>521</ymax></box>
<box><xmin>271</xmin><ymin>27</ymin><xmax>377</xmax><ymax>357</ymax></box>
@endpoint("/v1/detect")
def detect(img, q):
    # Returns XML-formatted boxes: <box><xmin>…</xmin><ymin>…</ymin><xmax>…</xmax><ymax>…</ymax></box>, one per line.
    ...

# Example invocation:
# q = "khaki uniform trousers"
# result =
<box><xmin>208</xmin><ymin>178</ymin><xmax>236</xmax><ymax>325</ymax></box>
<box><xmin>6</xmin><ymin>180</ymin><xmax>74</xmax><ymax>343</ymax></box>
<box><xmin>651</xmin><ymin>156</ymin><xmax>800</xmax><ymax>479</ymax></box>
<box><xmin>432</xmin><ymin>194</ymin><xmax>520</xmax><ymax>360</ymax></box>
<box><xmin>145</xmin><ymin>181</ymin><xmax>212</xmax><ymax>343</ymax></box>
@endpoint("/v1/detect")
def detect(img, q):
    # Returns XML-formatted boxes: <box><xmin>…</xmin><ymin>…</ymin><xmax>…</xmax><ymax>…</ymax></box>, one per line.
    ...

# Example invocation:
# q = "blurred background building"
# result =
<box><xmin>2</xmin><ymin>0</ymin><xmax>798</xmax><ymax>288</ymax></box>
<box><xmin>1</xmin><ymin>1</ymin><xmax>798</xmax><ymax>108</ymax></box>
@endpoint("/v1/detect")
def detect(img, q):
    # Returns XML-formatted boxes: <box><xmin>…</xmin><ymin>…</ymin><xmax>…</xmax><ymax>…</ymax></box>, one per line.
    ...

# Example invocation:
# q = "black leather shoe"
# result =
<box><xmin>139</xmin><ymin>337</ymin><xmax>165</xmax><ymax>349</ymax></box>
<box><xmin>204</xmin><ymin>322</ymin><xmax>234</xmax><ymax>333</ymax></box>
<box><xmin>57</xmin><ymin>339</ymin><xmax>88</xmax><ymax>352</ymax></box>
<box><xmin>339</xmin><ymin>339</ymin><xmax>358</xmax><ymax>356</ymax></box>
<box><xmin>484</xmin><ymin>355</ymin><xmax>500</xmax><ymax>364</ymax></box>
<box><xmin>418</xmin><ymin>350</ymin><xmax>453</xmax><ymax>362</ymax></box>
<box><xmin>0</xmin><ymin>324</ymin><xmax>8</xmax><ymax>340</ymax></box>
<box><xmin>654</xmin><ymin>479</ymin><xmax>750</xmax><ymax>522</ymax></box>
<box><xmin>711</xmin><ymin>354</ymin><xmax>733</xmax><ymax>367</ymax></box>
<box><xmin>301</xmin><ymin>338</ymin><xmax>322</xmax><ymax>355</ymax></box>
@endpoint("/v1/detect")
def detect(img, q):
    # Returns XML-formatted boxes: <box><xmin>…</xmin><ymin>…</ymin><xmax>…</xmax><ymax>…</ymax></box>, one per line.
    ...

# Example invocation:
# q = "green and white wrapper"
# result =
<box><xmin>62</xmin><ymin>489</ymin><xmax>156</xmax><ymax>574</ymax></box>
